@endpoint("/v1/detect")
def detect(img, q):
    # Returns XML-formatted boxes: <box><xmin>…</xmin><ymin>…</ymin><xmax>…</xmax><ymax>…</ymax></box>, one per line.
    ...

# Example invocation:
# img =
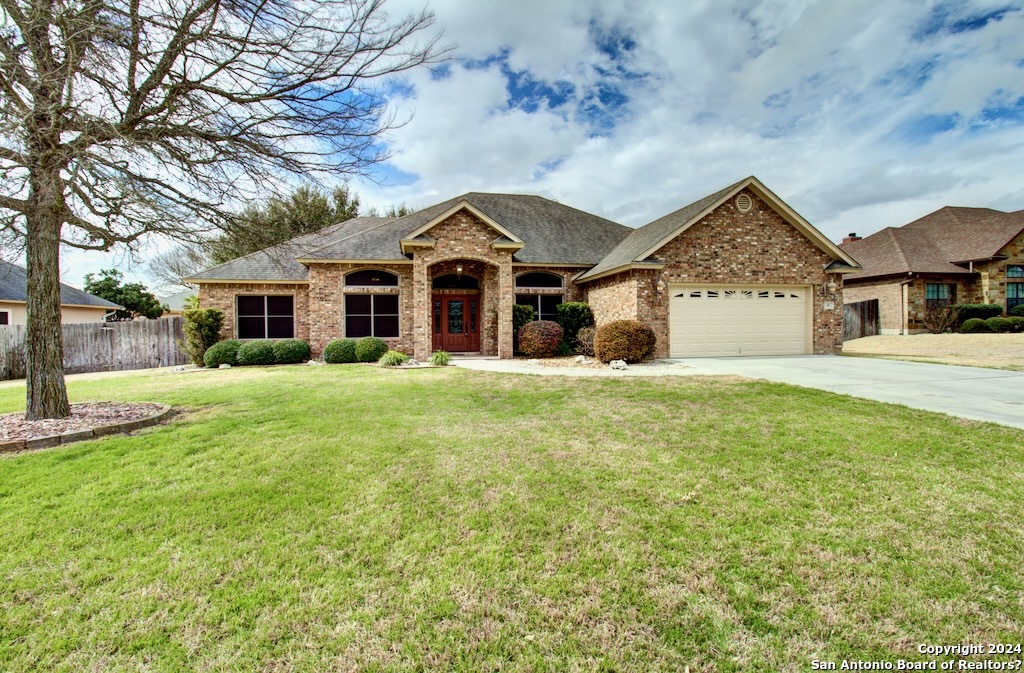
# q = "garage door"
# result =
<box><xmin>669</xmin><ymin>286</ymin><xmax>810</xmax><ymax>357</ymax></box>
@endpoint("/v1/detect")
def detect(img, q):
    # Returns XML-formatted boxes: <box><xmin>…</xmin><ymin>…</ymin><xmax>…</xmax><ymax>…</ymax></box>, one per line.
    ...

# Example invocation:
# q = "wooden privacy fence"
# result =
<box><xmin>843</xmin><ymin>299</ymin><xmax>880</xmax><ymax>341</ymax></box>
<box><xmin>0</xmin><ymin>316</ymin><xmax>188</xmax><ymax>380</ymax></box>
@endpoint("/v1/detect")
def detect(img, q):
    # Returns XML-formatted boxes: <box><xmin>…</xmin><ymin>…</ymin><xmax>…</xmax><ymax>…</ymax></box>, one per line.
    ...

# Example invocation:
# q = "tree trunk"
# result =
<box><xmin>25</xmin><ymin>186</ymin><xmax>70</xmax><ymax>420</ymax></box>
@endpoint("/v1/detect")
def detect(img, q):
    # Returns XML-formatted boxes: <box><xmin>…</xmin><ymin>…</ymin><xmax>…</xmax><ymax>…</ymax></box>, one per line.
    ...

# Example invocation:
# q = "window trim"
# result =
<box><xmin>345</xmin><ymin>293</ymin><xmax>400</xmax><ymax>338</ymax></box>
<box><xmin>344</xmin><ymin>269</ymin><xmax>399</xmax><ymax>287</ymax></box>
<box><xmin>924</xmin><ymin>283</ymin><xmax>956</xmax><ymax>310</ymax></box>
<box><xmin>236</xmin><ymin>294</ymin><xmax>295</xmax><ymax>340</ymax></box>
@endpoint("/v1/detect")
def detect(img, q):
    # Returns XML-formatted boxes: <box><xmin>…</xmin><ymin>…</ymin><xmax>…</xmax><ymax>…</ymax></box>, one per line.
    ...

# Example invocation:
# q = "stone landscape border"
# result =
<box><xmin>0</xmin><ymin>403</ymin><xmax>172</xmax><ymax>454</ymax></box>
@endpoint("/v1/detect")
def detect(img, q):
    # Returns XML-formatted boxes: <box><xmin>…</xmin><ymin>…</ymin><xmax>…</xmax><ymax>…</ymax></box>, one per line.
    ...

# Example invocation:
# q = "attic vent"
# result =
<box><xmin>735</xmin><ymin>194</ymin><xmax>753</xmax><ymax>213</ymax></box>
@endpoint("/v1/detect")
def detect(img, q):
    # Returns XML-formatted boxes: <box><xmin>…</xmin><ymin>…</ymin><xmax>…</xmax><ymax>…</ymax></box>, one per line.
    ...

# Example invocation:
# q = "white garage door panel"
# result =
<box><xmin>669</xmin><ymin>286</ymin><xmax>809</xmax><ymax>357</ymax></box>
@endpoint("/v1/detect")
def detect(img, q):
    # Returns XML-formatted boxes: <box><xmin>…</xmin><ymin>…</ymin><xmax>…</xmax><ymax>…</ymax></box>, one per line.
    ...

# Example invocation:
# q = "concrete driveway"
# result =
<box><xmin>668</xmin><ymin>355</ymin><xmax>1024</xmax><ymax>429</ymax></box>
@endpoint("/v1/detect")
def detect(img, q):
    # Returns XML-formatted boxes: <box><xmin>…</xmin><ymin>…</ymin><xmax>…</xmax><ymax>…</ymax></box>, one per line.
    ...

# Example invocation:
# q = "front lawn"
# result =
<box><xmin>1</xmin><ymin>366</ymin><xmax>1022</xmax><ymax>671</ymax></box>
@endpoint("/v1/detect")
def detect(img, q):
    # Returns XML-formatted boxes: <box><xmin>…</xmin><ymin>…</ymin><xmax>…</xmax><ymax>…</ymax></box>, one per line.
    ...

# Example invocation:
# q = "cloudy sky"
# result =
<box><xmin>63</xmin><ymin>0</ymin><xmax>1024</xmax><ymax>291</ymax></box>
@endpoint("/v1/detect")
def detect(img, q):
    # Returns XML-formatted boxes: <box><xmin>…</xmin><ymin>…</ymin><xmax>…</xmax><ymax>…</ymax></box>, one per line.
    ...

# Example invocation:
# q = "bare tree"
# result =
<box><xmin>147</xmin><ymin>245</ymin><xmax>210</xmax><ymax>290</ymax></box>
<box><xmin>0</xmin><ymin>0</ymin><xmax>447</xmax><ymax>418</ymax></box>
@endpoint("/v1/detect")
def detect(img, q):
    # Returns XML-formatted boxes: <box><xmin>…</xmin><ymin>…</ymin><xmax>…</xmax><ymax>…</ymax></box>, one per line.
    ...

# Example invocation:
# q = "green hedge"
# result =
<box><xmin>960</xmin><ymin>318</ymin><xmax>990</xmax><ymax>333</ymax></box>
<box><xmin>555</xmin><ymin>302</ymin><xmax>594</xmax><ymax>348</ymax></box>
<box><xmin>355</xmin><ymin>337</ymin><xmax>388</xmax><ymax>363</ymax></box>
<box><xmin>272</xmin><ymin>339</ymin><xmax>311</xmax><ymax>364</ymax></box>
<box><xmin>985</xmin><ymin>317</ymin><xmax>1012</xmax><ymax>333</ymax></box>
<box><xmin>204</xmin><ymin>339</ymin><xmax>241</xmax><ymax>368</ymax></box>
<box><xmin>236</xmin><ymin>340</ymin><xmax>276</xmax><ymax>366</ymax></box>
<box><xmin>953</xmin><ymin>304</ymin><xmax>1003</xmax><ymax>322</ymax></box>
<box><xmin>324</xmin><ymin>339</ymin><xmax>357</xmax><ymax>363</ymax></box>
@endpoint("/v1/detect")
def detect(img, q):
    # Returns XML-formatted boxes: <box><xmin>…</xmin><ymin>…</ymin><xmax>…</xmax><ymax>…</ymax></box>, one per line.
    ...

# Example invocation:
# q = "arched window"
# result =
<box><xmin>515</xmin><ymin>271</ymin><xmax>564</xmax><ymax>322</ymax></box>
<box><xmin>433</xmin><ymin>274</ymin><xmax>479</xmax><ymax>289</ymax></box>
<box><xmin>344</xmin><ymin>270</ymin><xmax>399</xmax><ymax>338</ymax></box>
<box><xmin>345</xmin><ymin>270</ymin><xmax>398</xmax><ymax>287</ymax></box>
<box><xmin>515</xmin><ymin>272</ymin><xmax>563</xmax><ymax>288</ymax></box>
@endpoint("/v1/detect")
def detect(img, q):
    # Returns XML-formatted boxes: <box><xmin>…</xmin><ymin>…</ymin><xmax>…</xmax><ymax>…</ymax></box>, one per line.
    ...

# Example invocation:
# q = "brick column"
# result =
<box><xmin>412</xmin><ymin>259</ymin><xmax>430</xmax><ymax>360</ymax></box>
<box><xmin>497</xmin><ymin>255</ymin><xmax>514</xmax><ymax>359</ymax></box>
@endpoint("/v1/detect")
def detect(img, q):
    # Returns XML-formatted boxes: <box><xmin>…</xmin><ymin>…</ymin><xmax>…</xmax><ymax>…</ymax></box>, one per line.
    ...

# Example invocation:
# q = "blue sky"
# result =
<box><xmin>64</xmin><ymin>0</ymin><xmax>1024</xmax><ymax>290</ymax></box>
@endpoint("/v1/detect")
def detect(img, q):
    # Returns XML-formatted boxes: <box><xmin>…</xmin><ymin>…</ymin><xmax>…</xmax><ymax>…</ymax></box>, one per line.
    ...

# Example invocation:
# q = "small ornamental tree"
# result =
<box><xmin>84</xmin><ymin>269</ymin><xmax>165</xmax><ymax>321</ymax></box>
<box><xmin>180</xmin><ymin>308</ymin><xmax>226</xmax><ymax>366</ymax></box>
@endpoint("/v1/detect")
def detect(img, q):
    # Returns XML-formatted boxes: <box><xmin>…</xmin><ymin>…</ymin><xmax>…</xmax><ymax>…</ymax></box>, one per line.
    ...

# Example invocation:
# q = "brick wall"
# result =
<box><xmin>198</xmin><ymin>282</ymin><xmax>310</xmax><ymax>342</ymax></box>
<box><xmin>978</xmin><ymin>231</ymin><xmax>1024</xmax><ymax>310</ymax></box>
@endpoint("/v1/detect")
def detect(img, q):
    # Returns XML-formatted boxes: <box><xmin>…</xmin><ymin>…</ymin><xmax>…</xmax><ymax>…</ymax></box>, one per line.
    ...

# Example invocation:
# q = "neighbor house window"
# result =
<box><xmin>0</xmin><ymin>311</ymin><xmax>8</xmax><ymax>325</ymax></box>
<box><xmin>345</xmin><ymin>270</ymin><xmax>399</xmax><ymax>338</ymax></box>
<box><xmin>237</xmin><ymin>295</ymin><xmax>294</xmax><ymax>339</ymax></box>
<box><xmin>1008</xmin><ymin>265</ymin><xmax>1024</xmax><ymax>312</ymax></box>
<box><xmin>925</xmin><ymin>283</ymin><xmax>955</xmax><ymax>310</ymax></box>
<box><xmin>515</xmin><ymin>272</ymin><xmax>563</xmax><ymax>321</ymax></box>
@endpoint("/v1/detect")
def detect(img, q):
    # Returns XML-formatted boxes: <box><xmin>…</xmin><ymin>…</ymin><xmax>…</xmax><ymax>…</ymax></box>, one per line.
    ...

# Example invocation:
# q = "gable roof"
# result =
<box><xmin>841</xmin><ymin>206</ymin><xmax>1024</xmax><ymax>282</ymax></box>
<box><xmin>189</xmin><ymin>193</ymin><xmax>634</xmax><ymax>281</ymax></box>
<box><xmin>0</xmin><ymin>260</ymin><xmax>122</xmax><ymax>309</ymax></box>
<box><xmin>577</xmin><ymin>176</ymin><xmax>859</xmax><ymax>282</ymax></box>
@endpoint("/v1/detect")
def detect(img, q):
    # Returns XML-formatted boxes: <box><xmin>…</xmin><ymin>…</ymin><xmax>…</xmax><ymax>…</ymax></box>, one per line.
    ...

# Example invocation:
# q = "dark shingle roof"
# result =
<box><xmin>841</xmin><ymin>206</ymin><xmax>1024</xmax><ymax>282</ymax></box>
<box><xmin>189</xmin><ymin>194</ymin><xmax>633</xmax><ymax>280</ymax></box>
<box><xmin>578</xmin><ymin>179</ymin><xmax>746</xmax><ymax>280</ymax></box>
<box><xmin>0</xmin><ymin>260</ymin><xmax>121</xmax><ymax>308</ymax></box>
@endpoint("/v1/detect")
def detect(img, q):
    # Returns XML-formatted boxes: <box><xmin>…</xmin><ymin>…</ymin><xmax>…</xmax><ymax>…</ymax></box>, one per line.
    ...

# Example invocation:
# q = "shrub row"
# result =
<box><xmin>953</xmin><ymin>303</ymin><xmax>1004</xmax><ymax>322</ymax></box>
<box><xmin>204</xmin><ymin>338</ymin><xmax>311</xmax><ymax>367</ymax></box>
<box><xmin>323</xmin><ymin>336</ymin><xmax>388</xmax><ymax>363</ymax></box>
<box><xmin>961</xmin><ymin>316</ymin><xmax>1024</xmax><ymax>333</ymax></box>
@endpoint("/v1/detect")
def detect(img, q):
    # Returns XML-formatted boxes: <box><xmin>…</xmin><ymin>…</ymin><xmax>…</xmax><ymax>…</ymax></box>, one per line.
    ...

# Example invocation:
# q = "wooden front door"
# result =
<box><xmin>432</xmin><ymin>294</ymin><xmax>480</xmax><ymax>352</ymax></box>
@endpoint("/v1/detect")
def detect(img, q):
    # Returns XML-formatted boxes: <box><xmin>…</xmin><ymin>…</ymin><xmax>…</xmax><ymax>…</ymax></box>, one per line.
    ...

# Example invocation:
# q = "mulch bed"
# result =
<box><xmin>0</xmin><ymin>402</ymin><xmax>166</xmax><ymax>442</ymax></box>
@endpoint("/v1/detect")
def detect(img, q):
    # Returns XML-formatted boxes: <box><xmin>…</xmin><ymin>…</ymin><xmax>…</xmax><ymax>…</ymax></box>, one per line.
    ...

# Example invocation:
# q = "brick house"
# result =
<box><xmin>186</xmin><ymin>176</ymin><xmax>860</xmax><ymax>359</ymax></box>
<box><xmin>839</xmin><ymin>207</ymin><xmax>1024</xmax><ymax>335</ymax></box>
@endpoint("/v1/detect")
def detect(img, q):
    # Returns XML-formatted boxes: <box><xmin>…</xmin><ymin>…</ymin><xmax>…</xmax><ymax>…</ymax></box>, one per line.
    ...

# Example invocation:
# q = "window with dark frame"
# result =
<box><xmin>1008</xmin><ymin>265</ymin><xmax>1024</xmax><ymax>312</ymax></box>
<box><xmin>515</xmin><ymin>294</ymin><xmax>562</xmax><ymax>321</ymax></box>
<box><xmin>515</xmin><ymin>272</ymin><xmax>563</xmax><ymax>321</ymax></box>
<box><xmin>924</xmin><ymin>283</ymin><xmax>955</xmax><ymax>310</ymax></box>
<box><xmin>345</xmin><ymin>270</ymin><xmax>400</xmax><ymax>338</ymax></box>
<box><xmin>0</xmin><ymin>311</ymin><xmax>8</xmax><ymax>325</ymax></box>
<box><xmin>237</xmin><ymin>295</ymin><xmax>294</xmax><ymax>339</ymax></box>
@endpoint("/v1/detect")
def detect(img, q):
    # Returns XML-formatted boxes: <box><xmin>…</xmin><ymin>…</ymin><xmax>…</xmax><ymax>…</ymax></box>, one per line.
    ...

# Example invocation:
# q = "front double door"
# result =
<box><xmin>432</xmin><ymin>294</ymin><xmax>480</xmax><ymax>352</ymax></box>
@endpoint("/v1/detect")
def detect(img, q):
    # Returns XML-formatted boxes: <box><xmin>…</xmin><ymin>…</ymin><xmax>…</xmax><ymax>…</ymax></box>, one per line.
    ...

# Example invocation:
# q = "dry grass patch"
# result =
<box><xmin>844</xmin><ymin>333</ymin><xmax>1024</xmax><ymax>370</ymax></box>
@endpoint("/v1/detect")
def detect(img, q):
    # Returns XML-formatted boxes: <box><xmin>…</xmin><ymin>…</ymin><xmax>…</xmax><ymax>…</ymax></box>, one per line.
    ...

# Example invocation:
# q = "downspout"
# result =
<box><xmin>899</xmin><ymin>274</ymin><xmax>918</xmax><ymax>336</ymax></box>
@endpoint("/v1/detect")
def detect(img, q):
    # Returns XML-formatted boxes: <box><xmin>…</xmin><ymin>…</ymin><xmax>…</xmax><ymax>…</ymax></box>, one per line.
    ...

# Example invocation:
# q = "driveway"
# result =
<box><xmin>668</xmin><ymin>355</ymin><xmax>1024</xmax><ymax>429</ymax></box>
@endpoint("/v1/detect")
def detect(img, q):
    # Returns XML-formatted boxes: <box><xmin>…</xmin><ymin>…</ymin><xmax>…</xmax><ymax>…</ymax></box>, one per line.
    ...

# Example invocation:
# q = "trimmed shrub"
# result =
<box><xmin>555</xmin><ymin>302</ymin><xmax>594</xmax><ymax>347</ymax></box>
<box><xmin>356</xmin><ymin>336</ymin><xmax>388</xmax><ymax>363</ymax></box>
<box><xmin>518</xmin><ymin>320</ymin><xmax>563</xmax><ymax>358</ymax></box>
<box><xmin>323</xmin><ymin>338</ymin><xmax>357</xmax><ymax>364</ymax></box>
<box><xmin>378</xmin><ymin>350</ymin><xmax>410</xmax><ymax>367</ymax></box>
<box><xmin>1010</xmin><ymin>304</ymin><xmax>1024</xmax><ymax>317</ymax></box>
<box><xmin>237</xmin><ymin>340</ymin><xmax>276</xmax><ymax>366</ymax></box>
<box><xmin>1008</xmin><ymin>316</ymin><xmax>1024</xmax><ymax>333</ymax></box>
<box><xmin>181</xmin><ymin>308</ymin><xmax>225</xmax><ymax>366</ymax></box>
<box><xmin>429</xmin><ymin>350</ymin><xmax>451</xmax><ymax>366</ymax></box>
<box><xmin>960</xmin><ymin>318</ymin><xmax>990</xmax><ymax>333</ymax></box>
<box><xmin>204</xmin><ymin>339</ymin><xmax>241</xmax><ymax>368</ymax></box>
<box><xmin>985</xmin><ymin>316</ymin><xmax>1012</xmax><ymax>333</ymax></box>
<box><xmin>272</xmin><ymin>338</ymin><xmax>311</xmax><ymax>364</ymax></box>
<box><xmin>575</xmin><ymin>325</ymin><xmax>597</xmax><ymax>357</ymax></box>
<box><xmin>953</xmin><ymin>303</ymin><xmax>1003</xmax><ymax>323</ymax></box>
<box><xmin>594</xmin><ymin>320</ymin><xmax>657</xmax><ymax>363</ymax></box>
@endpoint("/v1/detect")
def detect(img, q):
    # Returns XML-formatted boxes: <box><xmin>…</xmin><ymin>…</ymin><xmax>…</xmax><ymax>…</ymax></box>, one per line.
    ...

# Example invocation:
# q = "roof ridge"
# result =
<box><xmin>886</xmin><ymin>227</ymin><xmax>913</xmax><ymax>272</ymax></box>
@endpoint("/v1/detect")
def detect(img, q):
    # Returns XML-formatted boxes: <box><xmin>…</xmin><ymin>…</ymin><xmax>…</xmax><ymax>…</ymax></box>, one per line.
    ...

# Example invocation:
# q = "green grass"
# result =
<box><xmin>1</xmin><ymin>366</ymin><xmax>1023</xmax><ymax>671</ymax></box>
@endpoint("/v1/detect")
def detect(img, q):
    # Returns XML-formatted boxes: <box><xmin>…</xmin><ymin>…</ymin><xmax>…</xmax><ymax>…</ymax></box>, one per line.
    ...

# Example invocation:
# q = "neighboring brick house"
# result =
<box><xmin>186</xmin><ymin>176</ymin><xmax>860</xmax><ymax>359</ymax></box>
<box><xmin>839</xmin><ymin>207</ymin><xmax>1024</xmax><ymax>335</ymax></box>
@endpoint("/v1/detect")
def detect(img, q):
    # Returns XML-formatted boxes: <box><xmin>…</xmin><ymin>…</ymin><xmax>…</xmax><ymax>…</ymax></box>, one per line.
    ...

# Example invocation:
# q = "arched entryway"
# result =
<box><xmin>432</xmin><ymin>272</ymin><xmax>481</xmax><ymax>352</ymax></box>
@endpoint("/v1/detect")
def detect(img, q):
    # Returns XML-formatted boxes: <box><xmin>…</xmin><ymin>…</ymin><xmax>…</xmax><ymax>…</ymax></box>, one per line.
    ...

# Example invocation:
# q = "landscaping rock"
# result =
<box><xmin>219</xmin><ymin>363</ymin><xmax>232</xmax><ymax>369</ymax></box>
<box><xmin>306</xmin><ymin>360</ymin><xmax>325</xmax><ymax>366</ymax></box>
<box><xmin>610</xmin><ymin>359</ymin><xmax>628</xmax><ymax>370</ymax></box>
<box><xmin>405</xmin><ymin>359</ymin><xmax>420</xmax><ymax>366</ymax></box>
<box><xmin>574</xmin><ymin>355</ymin><xmax>587</xmax><ymax>363</ymax></box>
<box><xmin>174</xmin><ymin>365</ymin><xmax>186</xmax><ymax>372</ymax></box>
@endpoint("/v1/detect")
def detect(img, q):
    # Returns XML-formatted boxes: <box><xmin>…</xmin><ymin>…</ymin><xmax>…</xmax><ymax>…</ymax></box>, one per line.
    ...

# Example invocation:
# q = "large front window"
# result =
<box><xmin>515</xmin><ymin>272</ymin><xmax>563</xmax><ymax>321</ymax></box>
<box><xmin>925</xmin><ymin>283</ymin><xmax>955</xmax><ymax>310</ymax></box>
<box><xmin>345</xmin><ymin>270</ymin><xmax>399</xmax><ymax>338</ymax></box>
<box><xmin>1008</xmin><ymin>266</ymin><xmax>1024</xmax><ymax>313</ymax></box>
<box><xmin>237</xmin><ymin>295</ymin><xmax>294</xmax><ymax>339</ymax></box>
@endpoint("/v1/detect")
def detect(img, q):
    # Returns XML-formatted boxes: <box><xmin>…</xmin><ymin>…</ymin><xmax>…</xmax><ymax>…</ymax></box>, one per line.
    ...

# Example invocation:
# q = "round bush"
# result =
<box><xmin>960</xmin><ymin>318</ymin><xmax>991</xmax><ymax>333</ymax></box>
<box><xmin>236</xmin><ymin>340</ymin><xmax>276</xmax><ymax>366</ymax></box>
<box><xmin>518</xmin><ymin>320</ymin><xmax>563</xmax><ymax>358</ymax></box>
<box><xmin>985</xmin><ymin>316</ymin><xmax>1012</xmax><ymax>333</ymax></box>
<box><xmin>355</xmin><ymin>336</ymin><xmax>388</xmax><ymax>363</ymax></box>
<box><xmin>203</xmin><ymin>339</ymin><xmax>241</xmax><ymax>368</ymax></box>
<box><xmin>1010</xmin><ymin>304</ymin><xmax>1024</xmax><ymax>317</ymax></box>
<box><xmin>378</xmin><ymin>350</ymin><xmax>410</xmax><ymax>367</ymax></box>
<box><xmin>323</xmin><ymin>338</ymin><xmax>357</xmax><ymax>364</ymax></box>
<box><xmin>272</xmin><ymin>338</ymin><xmax>311</xmax><ymax>364</ymax></box>
<box><xmin>1008</xmin><ymin>316</ymin><xmax>1024</xmax><ymax>333</ymax></box>
<box><xmin>594</xmin><ymin>320</ymin><xmax>657</xmax><ymax>363</ymax></box>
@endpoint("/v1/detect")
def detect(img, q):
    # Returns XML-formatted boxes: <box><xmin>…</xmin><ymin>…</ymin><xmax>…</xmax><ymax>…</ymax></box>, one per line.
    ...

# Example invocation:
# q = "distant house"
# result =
<box><xmin>0</xmin><ymin>260</ymin><xmax>121</xmax><ymax>326</ymax></box>
<box><xmin>156</xmin><ymin>289</ymin><xmax>196</xmax><ymax>317</ymax></box>
<box><xmin>840</xmin><ymin>207</ymin><xmax>1024</xmax><ymax>334</ymax></box>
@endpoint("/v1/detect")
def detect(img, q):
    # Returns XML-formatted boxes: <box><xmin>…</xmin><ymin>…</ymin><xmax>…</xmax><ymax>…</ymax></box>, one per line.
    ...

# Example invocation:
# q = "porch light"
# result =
<box><xmin>827</xmin><ymin>280</ymin><xmax>837</xmax><ymax>294</ymax></box>
<box><xmin>656</xmin><ymin>277</ymin><xmax>666</xmax><ymax>294</ymax></box>
<box><xmin>456</xmin><ymin>263</ymin><xmax>463</xmax><ymax>277</ymax></box>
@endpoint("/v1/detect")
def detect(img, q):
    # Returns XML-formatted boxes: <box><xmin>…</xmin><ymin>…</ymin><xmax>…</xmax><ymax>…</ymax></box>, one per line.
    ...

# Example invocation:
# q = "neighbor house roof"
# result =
<box><xmin>841</xmin><ymin>206</ymin><xmax>1024</xmax><ymax>282</ymax></box>
<box><xmin>0</xmin><ymin>260</ymin><xmax>121</xmax><ymax>309</ymax></box>
<box><xmin>577</xmin><ymin>176</ymin><xmax>860</xmax><ymax>282</ymax></box>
